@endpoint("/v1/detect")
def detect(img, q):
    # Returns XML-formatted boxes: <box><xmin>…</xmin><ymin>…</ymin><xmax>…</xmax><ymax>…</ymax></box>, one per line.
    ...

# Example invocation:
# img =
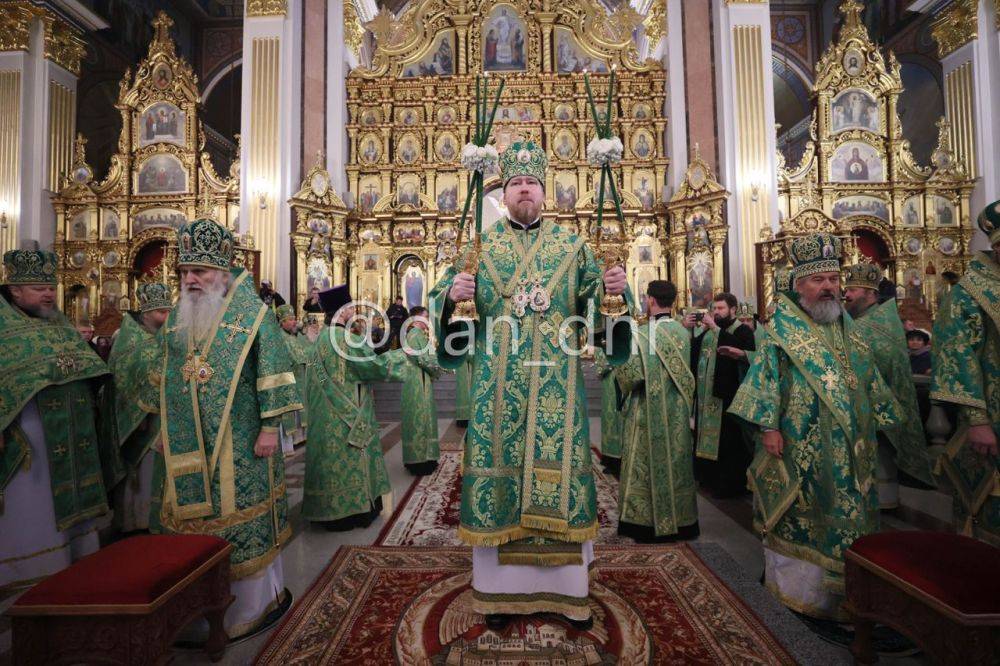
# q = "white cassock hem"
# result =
<box><xmin>470</xmin><ymin>542</ymin><xmax>593</xmax><ymax>620</ymax></box>
<box><xmin>225</xmin><ymin>555</ymin><xmax>285</xmax><ymax>636</ymax></box>
<box><xmin>764</xmin><ymin>547</ymin><xmax>845</xmax><ymax>620</ymax></box>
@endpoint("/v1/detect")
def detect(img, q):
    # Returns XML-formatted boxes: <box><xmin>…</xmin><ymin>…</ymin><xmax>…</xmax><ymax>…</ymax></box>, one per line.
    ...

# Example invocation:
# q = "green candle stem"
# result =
<box><xmin>604</xmin><ymin>69</ymin><xmax>615</xmax><ymax>137</ymax></box>
<box><xmin>583</xmin><ymin>73</ymin><xmax>604</xmax><ymax>139</ymax></box>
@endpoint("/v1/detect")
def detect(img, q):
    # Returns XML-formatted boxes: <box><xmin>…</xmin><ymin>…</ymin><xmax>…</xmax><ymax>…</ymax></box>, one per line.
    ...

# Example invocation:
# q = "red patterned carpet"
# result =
<box><xmin>377</xmin><ymin>451</ymin><xmax>628</xmax><ymax>546</ymax></box>
<box><xmin>255</xmin><ymin>545</ymin><xmax>799</xmax><ymax>665</ymax></box>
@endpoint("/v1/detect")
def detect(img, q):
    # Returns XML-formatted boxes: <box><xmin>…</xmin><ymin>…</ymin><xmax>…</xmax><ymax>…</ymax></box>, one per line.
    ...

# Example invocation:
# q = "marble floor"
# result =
<box><xmin>0</xmin><ymin>417</ymin><xmax>950</xmax><ymax>665</ymax></box>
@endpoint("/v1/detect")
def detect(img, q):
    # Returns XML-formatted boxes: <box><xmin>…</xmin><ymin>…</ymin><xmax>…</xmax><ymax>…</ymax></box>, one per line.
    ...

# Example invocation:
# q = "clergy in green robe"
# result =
<box><xmin>454</xmin><ymin>353</ymin><xmax>473</xmax><ymax>427</ymax></box>
<box><xmin>689</xmin><ymin>292</ymin><xmax>756</xmax><ymax>498</ymax></box>
<box><xmin>276</xmin><ymin>304</ymin><xmax>308</xmax><ymax>452</ymax></box>
<box><xmin>302</xmin><ymin>285</ymin><xmax>409</xmax><ymax>530</ymax></box>
<box><xmin>1</xmin><ymin>249</ymin><xmax>112</xmax><ymax>590</ymax></box>
<box><xmin>401</xmin><ymin>306</ymin><xmax>444</xmax><ymax>475</ymax></box>
<box><xmin>429</xmin><ymin>141</ymin><xmax>630</xmax><ymax>627</ymax></box>
<box><xmin>729</xmin><ymin>233</ymin><xmax>900</xmax><ymax>621</ymax></box>
<box><xmin>108</xmin><ymin>282</ymin><xmax>172</xmax><ymax>533</ymax></box>
<box><xmin>844</xmin><ymin>262</ymin><xmax>934</xmax><ymax>509</ymax></box>
<box><xmin>593</xmin><ymin>348</ymin><xmax>622</xmax><ymax>475</ymax></box>
<box><xmin>614</xmin><ymin>281</ymin><xmax>698</xmax><ymax>541</ymax></box>
<box><xmin>158</xmin><ymin>219</ymin><xmax>302</xmax><ymax>636</ymax></box>
<box><xmin>931</xmin><ymin>204</ymin><xmax>1000</xmax><ymax>545</ymax></box>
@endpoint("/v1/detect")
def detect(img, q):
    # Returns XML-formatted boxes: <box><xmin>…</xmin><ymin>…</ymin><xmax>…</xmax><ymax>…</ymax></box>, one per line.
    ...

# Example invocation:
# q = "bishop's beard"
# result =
<box><xmin>176</xmin><ymin>280</ymin><xmax>229</xmax><ymax>344</ymax></box>
<box><xmin>800</xmin><ymin>297</ymin><xmax>842</xmax><ymax>325</ymax></box>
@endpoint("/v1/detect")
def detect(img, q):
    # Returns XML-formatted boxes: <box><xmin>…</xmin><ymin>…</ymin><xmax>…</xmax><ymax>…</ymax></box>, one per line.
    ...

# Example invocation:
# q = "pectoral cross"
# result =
<box><xmin>820</xmin><ymin>368</ymin><xmax>839</xmax><ymax>392</ymax></box>
<box><xmin>220</xmin><ymin>313</ymin><xmax>251</xmax><ymax>343</ymax></box>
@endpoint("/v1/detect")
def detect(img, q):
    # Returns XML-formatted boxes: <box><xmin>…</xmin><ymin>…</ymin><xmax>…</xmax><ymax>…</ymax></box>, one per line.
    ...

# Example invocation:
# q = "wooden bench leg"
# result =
<box><xmin>204</xmin><ymin>607</ymin><xmax>229</xmax><ymax>663</ymax></box>
<box><xmin>851</xmin><ymin>617</ymin><xmax>877</xmax><ymax>665</ymax></box>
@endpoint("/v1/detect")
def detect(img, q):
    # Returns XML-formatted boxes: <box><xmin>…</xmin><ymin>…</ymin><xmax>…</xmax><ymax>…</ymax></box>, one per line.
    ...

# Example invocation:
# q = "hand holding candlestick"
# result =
<box><xmin>452</xmin><ymin>73</ymin><xmax>505</xmax><ymax>323</ymax></box>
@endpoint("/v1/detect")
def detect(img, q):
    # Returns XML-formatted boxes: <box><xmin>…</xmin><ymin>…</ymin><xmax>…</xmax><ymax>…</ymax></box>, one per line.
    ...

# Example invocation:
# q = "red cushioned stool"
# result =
<box><xmin>844</xmin><ymin>531</ymin><xmax>1000</xmax><ymax>664</ymax></box>
<box><xmin>6</xmin><ymin>534</ymin><xmax>233</xmax><ymax>665</ymax></box>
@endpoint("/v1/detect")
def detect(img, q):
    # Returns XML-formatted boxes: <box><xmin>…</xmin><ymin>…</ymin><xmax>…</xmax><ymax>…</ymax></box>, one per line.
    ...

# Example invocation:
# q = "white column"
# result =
<box><xmin>240</xmin><ymin>0</ymin><xmax>302</xmax><ymax>295</ymax></box>
<box><xmin>0</xmin><ymin>17</ymin><xmax>79</xmax><ymax>253</ymax></box>
<box><xmin>664</xmin><ymin>0</ymin><xmax>688</xmax><ymax>191</ymax></box>
<box><xmin>326</xmin><ymin>0</ymin><xmax>351</xmax><ymax>199</ymax></box>
<box><xmin>713</xmin><ymin>0</ymin><xmax>779</xmax><ymax>302</ymax></box>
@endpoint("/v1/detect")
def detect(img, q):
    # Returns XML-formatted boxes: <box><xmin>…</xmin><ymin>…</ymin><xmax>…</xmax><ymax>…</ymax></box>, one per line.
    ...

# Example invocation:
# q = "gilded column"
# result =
<box><xmin>931</xmin><ymin>0</ymin><xmax>1000</xmax><ymax>243</ymax></box>
<box><xmin>713</xmin><ymin>0</ymin><xmax>778</xmax><ymax>301</ymax></box>
<box><xmin>241</xmin><ymin>0</ymin><xmax>302</xmax><ymax>293</ymax></box>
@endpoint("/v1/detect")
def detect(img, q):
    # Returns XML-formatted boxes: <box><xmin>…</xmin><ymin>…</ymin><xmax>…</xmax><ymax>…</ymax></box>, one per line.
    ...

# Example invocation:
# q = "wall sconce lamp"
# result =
<box><xmin>0</xmin><ymin>202</ymin><xmax>8</xmax><ymax>231</ymax></box>
<box><xmin>253</xmin><ymin>180</ymin><xmax>270</xmax><ymax>210</ymax></box>
<box><xmin>751</xmin><ymin>183</ymin><xmax>761</xmax><ymax>202</ymax></box>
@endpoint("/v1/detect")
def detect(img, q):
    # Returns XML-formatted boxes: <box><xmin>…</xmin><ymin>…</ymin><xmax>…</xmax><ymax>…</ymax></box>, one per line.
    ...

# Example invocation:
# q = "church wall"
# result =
<box><xmin>302</xmin><ymin>0</ymin><xmax>327</xmax><ymax>181</ymax></box>
<box><xmin>681</xmin><ymin>0</ymin><xmax>720</xmax><ymax>178</ymax></box>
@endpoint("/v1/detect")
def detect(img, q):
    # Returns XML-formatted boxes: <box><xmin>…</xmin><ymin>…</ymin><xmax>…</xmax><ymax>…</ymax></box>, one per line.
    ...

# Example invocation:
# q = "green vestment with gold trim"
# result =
<box><xmin>728</xmin><ymin>294</ymin><xmax>900</xmax><ymax>601</ymax></box>
<box><xmin>108</xmin><ymin>312</ymin><xmax>162</xmax><ymax>471</ymax></box>
<box><xmin>694</xmin><ymin>320</ymin><xmax>745</xmax><ymax>461</ymax></box>
<box><xmin>279</xmin><ymin>330</ymin><xmax>311</xmax><ymax>443</ymax></box>
<box><xmin>454</xmin><ymin>354</ymin><xmax>473</xmax><ymax>422</ymax></box>
<box><xmin>429</xmin><ymin>218</ymin><xmax>631</xmax><ymax>553</ymax></box>
<box><xmin>301</xmin><ymin>325</ymin><xmax>409</xmax><ymax>521</ymax></box>
<box><xmin>614</xmin><ymin>317</ymin><xmax>697</xmax><ymax>535</ymax></box>
<box><xmin>853</xmin><ymin>299</ymin><xmax>934</xmax><ymax>486</ymax></box>
<box><xmin>931</xmin><ymin>251</ymin><xmax>1000</xmax><ymax>545</ymax></box>
<box><xmin>0</xmin><ymin>296</ymin><xmax>111</xmax><ymax>529</ymax></box>
<box><xmin>401</xmin><ymin>327</ymin><xmax>443</xmax><ymax>465</ymax></box>
<box><xmin>158</xmin><ymin>270</ymin><xmax>302</xmax><ymax>579</ymax></box>
<box><xmin>593</xmin><ymin>348</ymin><xmax>622</xmax><ymax>460</ymax></box>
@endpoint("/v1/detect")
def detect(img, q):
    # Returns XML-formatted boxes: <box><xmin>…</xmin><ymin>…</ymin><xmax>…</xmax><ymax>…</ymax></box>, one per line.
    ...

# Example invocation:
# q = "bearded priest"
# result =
<box><xmin>157</xmin><ymin>218</ymin><xmax>302</xmax><ymax>638</ymax></box>
<box><xmin>428</xmin><ymin>141</ymin><xmax>630</xmax><ymax>631</ymax></box>
<box><xmin>1</xmin><ymin>249</ymin><xmax>112</xmax><ymax>590</ymax></box>
<box><xmin>729</xmin><ymin>233</ymin><xmax>900</xmax><ymax>621</ymax></box>
<box><xmin>108</xmin><ymin>282</ymin><xmax>172</xmax><ymax>533</ymax></box>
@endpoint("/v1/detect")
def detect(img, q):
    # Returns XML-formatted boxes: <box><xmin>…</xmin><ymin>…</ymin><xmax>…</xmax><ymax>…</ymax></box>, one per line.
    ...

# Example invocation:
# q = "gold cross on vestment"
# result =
<box><xmin>52</xmin><ymin>444</ymin><xmax>67</xmax><ymax>456</ymax></box>
<box><xmin>782</xmin><ymin>331</ymin><xmax>815</xmax><ymax>360</ymax></box>
<box><xmin>75</xmin><ymin>396</ymin><xmax>87</xmax><ymax>405</ymax></box>
<box><xmin>220</xmin><ymin>313</ymin><xmax>252</xmax><ymax>343</ymax></box>
<box><xmin>44</xmin><ymin>399</ymin><xmax>62</xmax><ymax>410</ymax></box>
<box><xmin>820</xmin><ymin>368</ymin><xmax>839</xmax><ymax>392</ymax></box>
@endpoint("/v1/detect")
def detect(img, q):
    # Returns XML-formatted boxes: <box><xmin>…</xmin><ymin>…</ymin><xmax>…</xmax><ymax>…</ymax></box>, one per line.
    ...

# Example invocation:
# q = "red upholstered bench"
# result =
<box><xmin>844</xmin><ymin>531</ymin><xmax>1000</xmax><ymax>664</ymax></box>
<box><xmin>6</xmin><ymin>534</ymin><xmax>234</xmax><ymax>665</ymax></box>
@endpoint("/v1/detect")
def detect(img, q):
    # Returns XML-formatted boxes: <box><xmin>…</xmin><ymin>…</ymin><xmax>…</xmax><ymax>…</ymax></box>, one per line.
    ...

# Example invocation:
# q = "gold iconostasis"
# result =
<box><xmin>766</xmin><ymin>0</ymin><xmax>974</xmax><ymax>316</ymax></box>
<box><xmin>50</xmin><ymin>13</ymin><xmax>253</xmax><ymax>323</ymax></box>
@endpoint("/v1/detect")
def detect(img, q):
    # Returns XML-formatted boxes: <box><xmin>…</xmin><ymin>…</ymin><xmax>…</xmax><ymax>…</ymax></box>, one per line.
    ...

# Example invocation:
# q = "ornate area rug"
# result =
<box><xmin>376</xmin><ymin>452</ymin><xmax>627</xmax><ymax>546</ymax></box>
<box><xmin>254</xmin><ymin>544</ymin><xmax>829</xmax><ymax>665</ymax></box>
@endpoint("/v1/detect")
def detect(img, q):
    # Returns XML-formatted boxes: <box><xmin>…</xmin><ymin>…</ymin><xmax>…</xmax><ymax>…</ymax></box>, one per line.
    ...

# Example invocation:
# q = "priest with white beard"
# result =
<box><xmin>155</xmin><ymin>218</ymin><xmax>302</xmax><ymax>638</ymax></box>
<box><xmin>729</xmin><ymin>233</ymin><xmax>900</xmax><ymax>621</ymax></box>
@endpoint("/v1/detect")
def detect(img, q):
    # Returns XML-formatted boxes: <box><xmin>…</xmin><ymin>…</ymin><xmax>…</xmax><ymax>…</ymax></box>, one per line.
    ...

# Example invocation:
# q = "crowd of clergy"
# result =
<box><xmin>1</xmin><ymin>143</ymin><xmax>998</xmax><ymax>642</ymax></box>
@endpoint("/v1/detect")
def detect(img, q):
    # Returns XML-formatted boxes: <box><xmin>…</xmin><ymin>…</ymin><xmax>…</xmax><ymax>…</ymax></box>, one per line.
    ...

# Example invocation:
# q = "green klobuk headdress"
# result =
<box><xmin>500</xmin><ymin>141</ymin><xmax>547</xmax><ymax>187</ymax></box>
<box><xmin>977</xmin><ymin>199</ymin><xmax>1000</xmax><ymax>246</ymax></box>
<box><xmin>177</xmin><ymin>218</ymin><xmax>235</xmax><ymax>269</ymax></box>
<box><xmin>276</xmin><ymin>304</ymin><xmax>296</xmax><ymax>322</ymax></box>
<box><xmin>789</xmin><ymin>233</ymin><xmax>843</xmax><ymax>282</ymax></box>
<box><xmin>3</xmin><ymin>249</ymin><xmax>58</xmax><ymax>285</ymax></box>
<box><xmin>843</xmin><ymin>261</ymin><xmax>882</xmax><ymax>291</ymax></box>
<box><xmin>136</xmin><ymin>282</ymin><xmax>172</xmax><ymax>313</ymax></box>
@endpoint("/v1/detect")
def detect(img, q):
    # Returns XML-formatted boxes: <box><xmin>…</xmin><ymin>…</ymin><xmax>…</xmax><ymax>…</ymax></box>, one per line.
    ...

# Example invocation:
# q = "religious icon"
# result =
<box><xmin>364</xmin><ymin>254</ymin><xmax>378</xmax><ymax>271</ymax></box>
<box><xmin>831</xmin><ymin>90</ymin><xmax>878</xmax><ymax>133</ymax></box>
<box><xmin>633</xmin><ymin>173</ymin><xmax>655</xmax><ymax>210</ymax></box>
<box><xmin>632</xmin><ymin>131</ymin><xmax>652</xmax><ymax>159</ymax></box>
<box><xmin>359</xmin><ymin>179</ymin><xmax>381</xmax><ymax>213</ymax></box>
<box><xmin>437</xmin><ymin>107</ymin><xmax>456</xmax><ymax>124</ymax></box>
<box><xmin>403</xmin><ymin>263</ymin><xmax>425</xmax><ymax>310</ymax></box>
<box><xmin>931</xmin><ymin>196</ymin><xmax>955</xmax><ymax>226</ymax></box>
<box><xmin>555</xmin><ymin>28</ymin><xmax>608</xmax><ymax>74</ymax></box>
<box><xmin>638</xmin><ymin>245</ymin><xmax>653</xmax><ymax>263</ymax></box>
<box><xmin>71</xmin><ymin>213</ymin><xmax>88</xmax><ymax>239</ymax></box>
<box><xmin>843</xmin><ymin>48</ymin><xmax>865</xmax><ymax>76</ymax></box>
<box><xmin>830</xmin><ymin>142</ymin><xmax>883</xmax><ymax>182</ymax></box>
<box><xmin>402</xmin><ymin>32</ymin><xmax>455</xmax><ymax>77</ymax></box>
<box><xmin>902</xmin><ymin>197</ymin><xmax>922</xmax><ymax>226</ymax></box>
<box><xmin>554</xmin><ymin>131</ymin><xmax>576</xmax><ymax>160</ymax></box>
<box><xmin>136</xmin><ymin>154</ymin><xmax>187</xmax><ymax>194</ymax></box>
<box><xmin>555</xmin><ymin>104</ymin><xmax>574</xmax><ymax>121</ymax></box>
<box><xmin>152</xmin><ymin>64</ymin><xmax>172</xmax><ymax>89</ymax></box>
<box><xmin>436</xmin><ymin>134</ymin><xmax>457</xmax><ymax>161</ymax></box>
<box><xmin>360</xmin><ymin>134</ymin><xmax>381</xmax><ymax>163</ymax></box>
<box><xmin>483</xmin><ymin>7</ymin><xmax>527</xmax><ymax>71</ymax></box>
<box><xmin>832</xmin><ymin>196</ymin><xmax>888</xmax><ymax>221</ymax></box>
<box><xmin>140</xmin><ymin>102</ymin><xmax>185</xmax><ymax>147</ymax></box>
<box><xmin>555</xmin><ymin>176</ymin><xmax>577</xmax><ymax>211</ymax></box>
<box><xmin>399</xmin><ymin>137</ymin><xmax>419</xmax><ymax>164</ymax></box>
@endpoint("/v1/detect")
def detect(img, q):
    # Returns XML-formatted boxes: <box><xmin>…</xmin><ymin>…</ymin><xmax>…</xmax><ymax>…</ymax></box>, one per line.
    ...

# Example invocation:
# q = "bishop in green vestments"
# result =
<box><xmin>108</xmin><ymin>282</ymin><xmax>172</xmax><ymax>532</ymax></box>
<box><xmin>158</xmin><ymin>219</ymin><xmax>302</xmax><ymax>636</ymax></box>
<box><xmin>401</xmin><ymin>306</ymin><xmax>444</xmax><ymax>475</ymax></box>
<box><xmin>275</xmin><ymin>304</ymin><xmax>309</xmax><ymax>452</ymax></box>
<box><xmin>729</xmin><ymin>234</ymin><xmax>900</xmax><ymax>621</ymax></box>
<box><xmin>594</xmin><ymin>347</ymin><xmax>622</xmax><ymax>475</ymax></box>
<box><xmin>843</xmin><ymin>262</ymin><xmax>934</xmax><ymax>509</ymax></box>
<box><xmin>1</xmin><ymin>249</ymin><xmax>111</xmax><ymax>590</ymax></box>
<box><xmin>931</xmin><ymin>204</ymin><xmax>1000</xmax><ymax>545</ymax></box>
<box><xmin>429</xmin><ymin>142</ymin><xmax>630</xmax><ymax>627</ymax></box>
<box><xmin>302</xmin><ymin>285</ymin><xmax>409</xmax><ymax>530</ymax></box>
<box><xmin>615</xmin><ymin>281</ymin><xmax>698</xmax><ymax>541</ymax></box>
